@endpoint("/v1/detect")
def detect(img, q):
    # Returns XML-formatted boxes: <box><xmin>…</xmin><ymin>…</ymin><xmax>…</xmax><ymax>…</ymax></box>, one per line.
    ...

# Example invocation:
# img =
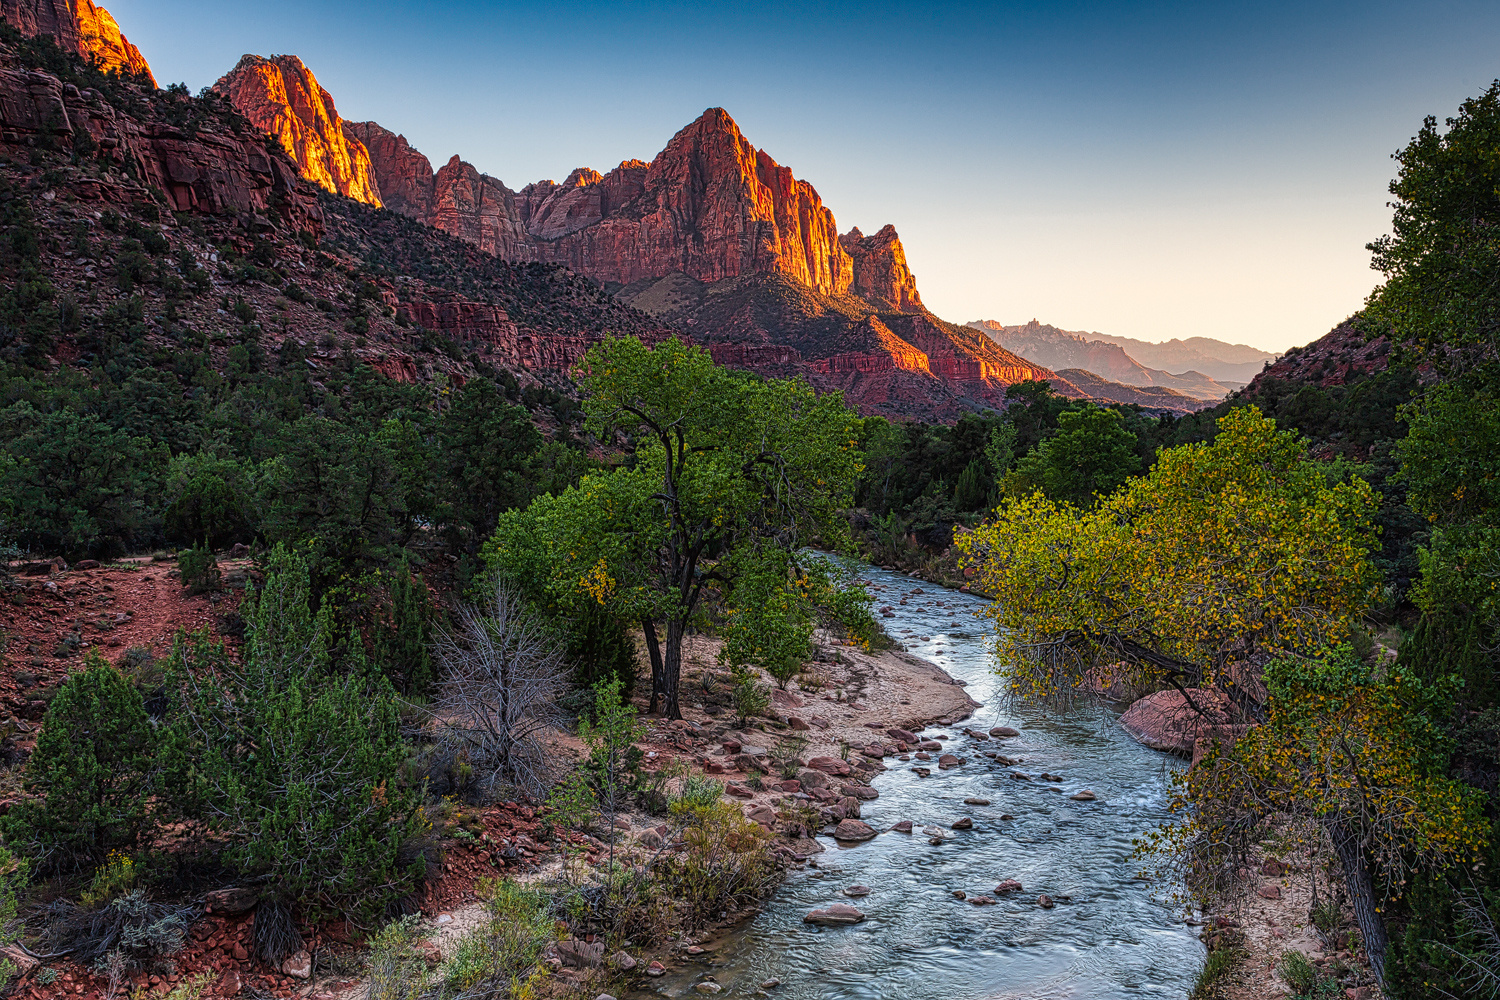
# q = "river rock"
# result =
<box><xmin>938</xmin><ymin>754</ymin><xmax>962</xmax><ymax>768</ymax></box>
<box><xmin>1071</xmin><ymin>790</ymin><xmax>1097</xmax><ymax>801</ymax></box>
<box><xmin>952</xmin><ymin>889</ymin><xmax>967</xmax><ymax>899</ymax></box>
<box><xmin>994</xmin><ymin>879</ymin><xmax>1023</xmax><ymax>893</ymax></box>
<box><xmin>990</xmin><ymin>726</ymin><xmax>1020</xmax><ymax>738</ymax></box>
<box><xmin>844</xmin><ymin>885</ymin><xmax>871</xmax><ymax>897</ymax></box>
<box><xmin>695</xmin><ymin>983</ymin><xmax>722</xmax><ymax>994</ymax></box>
<box><xmin>647</xmin><ymin>961</ymin><xmax>666</xmax><ymax>977</ymax></box>
<box><xmin>741</xmin><ymin>744</ymin><xmax>768</xmax><ymax>756</ymax></box>
<box><xmin>1000</xmin><ymin>814</ymin><xmax>1014</xmax><ymax>820</ymax></box>
<box><xmin>912</xmin><ymin>767</ymin><xmax>931</xmax><ymax>777</ymax></box>
<box><xmin>917</xmin><ymin>740</ymin><xmax>943</xmax><ymax>750</ymax></box>
<box><xmin>722</xmin><ymin>739</ymin><xmax>743</xmax><ymax>754</ymax></box>
<box><xmin>804</xmin><ymin>903</ymin><xmax>866</xmax><ymax>925</ymax></box>
<box><xmin>970</xmin><ymin>895</ymin><xmax>997</xmax><ymax>906</ymax></box>
<box><xmin>963</xmin><ymin>797</ymin><xmax>991</xmax><ymax>806</ymax></box>
<box><xmin>612</xmin><ymin>951</ymin><xmax>637</xmax><ymax>970</ymax></box>
<box><xmin>888</xmin><ymin>728</ymin><xmax>918</xmax><ymax>743</ymax></box>
<box><xmin>796</xmin><ymin>768</ymin><xmax>830</xmax><ymax>790</ymax></box>
<box><xmin>837</xmin><ymin>796</ymin><xmax>862</xmax><ymax>819</ymax></box>
<box><xmin>951</xmin><ymin>817</ymin><xmax>973</xmax><ymax>830</ymax></box>
<box><xmin>734</xmin><ymin>753</ymin><xmax>768</xmax><ymax>772</ymax></box>
<box><xmin>558</xmin><ymin>938</ymin><xmax>605</xmax><ymax>968</ymax></box>
<box><xmin>834</xmin><ymin>819</ymin><xmax>876</xmax><ymax>841</ymax></box>
<box><xmin>282</xmin><ymin>950</ymin><xmax>312</xmax><ymax>979</ymax></box>
<box><xmin>745</xmin><ymin>804</ymin><xmax>777</xmax><ymax>827</ymax></box>
<box><xmin>808</xmin><ymin>756</ymin><xmax>853</xmax><ymax>776</ymax></box>
<box><xmin>788</xmin><ymin>716</ymin><xmax>810</xmax><ymax>731</ymax></box>
<box><xmin>1119</xmin><ymin>689</ymin><xmax>1232</xmax><ymax>756</ymax></box>
<box><xmin>726</xmin><ymin>783</ymin><xmax>753</xmax><ymax>798</ymax></box>
<box><xmin>842</xmin><ymin>783</ymin><xmax>879</xmax><ymax>800</ymax></box>
<box><xmin>1037</xmin><ymin>895</ymin><xmax>1055</xmax><ymax>909</ymax></box>
<box><xmin>891</xmin><ymin>820</ymin><xmax>914</xmax><ymax>833</ymax></box>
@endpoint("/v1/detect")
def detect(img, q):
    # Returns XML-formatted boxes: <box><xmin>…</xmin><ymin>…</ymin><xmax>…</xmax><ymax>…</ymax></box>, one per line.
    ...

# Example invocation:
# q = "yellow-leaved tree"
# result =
<box><xmin>954</xmin><ymin>405</ymin><xmax>1380</xmax><ymax>709</ymax></box>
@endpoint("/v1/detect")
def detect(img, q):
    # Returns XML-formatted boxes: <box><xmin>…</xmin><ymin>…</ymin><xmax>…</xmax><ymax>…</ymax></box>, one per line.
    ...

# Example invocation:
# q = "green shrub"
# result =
<box><xmin>365</xmin><ymin>915</ymin><xmax>428</xmax><ymax>1000</ymax></box>
<box><xmin>731</xmin><ymin>673</ymin><xmax>769</xmax><ymax>725</ymax></box>
<box><xmin>162</xmin><ymin>548</ymin><xmax>427</xmax><ymax>919</ymax></box>
<box><xmin>372</xmin><ymin>562</ymin><xmax>434</xmax><ymax>698</ymax></box>
<box><xmin>3</xmin><ymin>652</ymin><xmax>154</xmax><ymax>863</ymax></box>
<box><xmin>176</xmin><ymin>544</ymin><xmax>220</xmax><ymax>594</ymax></box>
<box><xmin>439</xmin><ymin>878</ymin><xmax>552</xmax><ymax>994</ymax></box>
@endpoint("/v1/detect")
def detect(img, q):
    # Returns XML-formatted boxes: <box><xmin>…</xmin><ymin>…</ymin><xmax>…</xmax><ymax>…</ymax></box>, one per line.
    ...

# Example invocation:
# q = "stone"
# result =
<box><xmin>745</xmin><ymin>804</ymin><xmax>777</xmax><ymax>827</ymax></box>
<box><xmin>1119</xmin><ymin>689</ymin><xmax>1234</xmax><ymax>757</ymax></box>
<box><xmin>999</xmin><ymin>814</ymin><xmax>1014</xmax><ymax>821</ymax></box>
<box><xmin>205</xmin><ymin>886</ymin><xmax>259</xmax><ymax>915</ymax></box>
<box><xmin>282</xmin><ymin>950</ymin><xmax>312</xmax><ymax>979</ymax></box>
<box><xmin>844</xmin><ymin>885</ymin><xmax>870</xmax><ymax>896</ymax></box>
<box><xmin>912</xmin><ymin>767</ymin><xmax>931</xmax><ymax>777</ymax></box>
<box><xmin>637</xmin><ymin>829</ymin><xmax>663</xmax><ymax>849</ymax></box>
<box><xmin>611</xmin><ymin>951</ymin><xmax>637</xmax><ymax>970</ymax></box>
<box><xmin>788</xmin><ymin>716</ymin><xmax>810</xmax><ymax>731</ymax></box>
<box><xmin>557</xmin><ymin>938</ymin><xmax>605</xmax><ymax>968</ymax></box>
<box><xmin>836</xmin><ymin>796</ymin><xmax>862</xmax><ymax>819</ymax></box>
<box><xmin>833</xmin><ymin>819</ymin><xmax>876</xmax><ymax>841</ymax></box>
<box><xmin>0</xmin><ymin>945</ymin><xmax>36</xmax><ymax>975</ymax></box>
<box><xmin>1257</xmin><ymin>885</ymin><xmax>1282</xmax><ymax>900</ymax></box>
<box><xmin>951</xmin><ymin>817</ymin><xmax>973</xmax><ymax>830</ymax></box>
<box><xmin>807</xmin><ymin>756</ymin><xmax>853</xmax><ymax>777</ymax></box>
<box><xmin>647</xmin><ymin>961</ymin><xmax>667</xmax><ymax>977</ymax></box>
<box><xmin>803</xmin><ymin>903</ymin><xmax>866</xmax><ymax>925</ymax></box>
<box><xmin>726</xmin><ymin>783</ymin><xmax>754</xmax><ymax>799</ymax></box>
<box><xmin>951</xmin><ymin>889</ymin><xmax>967</xmax><ymax>899</ymax></box>
<box><xmin>1070</xmin><ymin>790</ymin><xmax>1097</xmax><ymax>801</ymax></box>
<box><xmin>1261</xmin><ymin>858</ymin><xmax>1289</xmax><ymax>876</ymax></box>
<box><xmin>695</xmin><ymin>984</ymin><xmax>723</xmax><ymax>995</ymax></box>
<box><xmin>722</xmin><ymin>739</ymin><xmax>743</xmax><ymax>754</ymax></box>
<box><xmin>1037</xmin><ymin>895</ymin><xmax>1055</xmax><ymax>909</ymax></box>
<box><xmin>994</xmin><ymin>880</ymin><xmax>1023</xmax><ymax>894</ymax></box>
<box><xmin>887</xmin><ymin>728</ymin><xmax>918</xmax><ymax>743</ymax></box>
<box><xmin>796</xmin><ymin>768</ymin><xmax>830</xmax><ymax>789</ymax></box>
<box><xmin>969</xmin><ymin>895</ymin><xmax>997</xmax><ymax>906</ymax></box>
<box><xmin>938</xmin><ymin>754</ymin><xmax>962</xmax><ymax>768</ymax></box>
<box><xmin>761</xmin><ymin>978</ymin><xmax>781</xmax><ymax>988</ymax></box>
<box><xmin>891</xmin><ymin>820</ymin><xmax>914</xmax><ymax>833</ymax></box>
<box><xmin>989</xmin><ymin>727</ymin><xmax>1021</xmax><ymax>738</ymax></box>
<box><xmin>963</xmin><ymin>797</ymin><xmax>991</xmax><ymax>806</ymax></box>
<box><xmin>841</xmin><ymin>783</ymin><xmax>879</xmax><ymax>801</ymax></box>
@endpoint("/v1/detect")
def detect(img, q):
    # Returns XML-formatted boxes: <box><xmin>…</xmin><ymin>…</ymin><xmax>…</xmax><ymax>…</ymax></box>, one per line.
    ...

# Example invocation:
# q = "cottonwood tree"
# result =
<box><xmin>488</xmin><ymin>335</ymin><xmax>863</xmax><ymax>719</ymax></box>
<box><xmin>955</xmin><ymin>405</ymin><xmax>1379</xmax><ymax>712</ymax></box>
<box><xmin>432</xmin><ymin>578</ymin><xmax>567</xmax><ymax>799</ymax></box>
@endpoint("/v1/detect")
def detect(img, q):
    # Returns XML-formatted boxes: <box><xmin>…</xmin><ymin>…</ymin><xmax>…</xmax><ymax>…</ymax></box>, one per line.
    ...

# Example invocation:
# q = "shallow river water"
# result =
<box><xmin>633</xmin><ymin>563</ymin><xmax>1202</xmax><ymax>1000</ymax></box>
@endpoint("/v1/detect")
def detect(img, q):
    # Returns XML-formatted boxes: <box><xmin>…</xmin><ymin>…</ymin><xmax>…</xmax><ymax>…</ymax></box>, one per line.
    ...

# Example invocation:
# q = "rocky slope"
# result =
<box><xmin>214</xmin><ymin>54</ymin><xmax>382</xmax><ymax>207</ymax></box>
<box><xmin>1238</xmin><ymin>318</ymin><xmax>1393</xmax><ymax>392</ymax></box>
<box><xmin>1051</xmin><ymin>369</ymin><xmax>1204</xmax><ymax>414</ymax></box>
<box><xmin>0</xmin><ymin>0</ymin><xmax>152</xmax><ymax>83</ymax></box>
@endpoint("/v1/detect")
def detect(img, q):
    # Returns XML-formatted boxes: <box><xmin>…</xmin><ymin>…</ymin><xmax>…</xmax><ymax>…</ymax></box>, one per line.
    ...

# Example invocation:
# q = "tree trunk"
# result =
<box><xmin>1325</xmin><ymin>817</ymin><xmax>1388</xmax><ymax>985</ymax></box>
<box><xmin>641</xmin><ymin>618</ymin><xmax>665</xmax><ymax>715</ymax></box>
<box><xmin>662</xmin><ymin>619</ymin><xmax>684</xmax><ymax>721</ymax></box>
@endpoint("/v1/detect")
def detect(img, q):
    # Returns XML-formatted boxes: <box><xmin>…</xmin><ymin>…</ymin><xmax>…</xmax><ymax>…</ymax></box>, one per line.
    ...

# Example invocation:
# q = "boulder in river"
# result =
<box><xmin>803</xmin><ymin>903</ymin><xmax>866</xmax><ymax>925</ymax></box>
<box><xmin>951</xmin><ymin>817</ymin><xmax>973</xmax><ymax>830</ymax></box>
<box><xmin>990</xmin><ymin>726</ymin><xmax>1021</xmax><ymax>737</ymax></box>
<box><xmin>964</xmin><ymin>797</ymin><xmax>991</xmax><ymax>806</ymax></box>
<box><xmin>834</xmin><ymin>819</ymin><xmax>876</xmax><ymax>841</ymax></box>
<box><xmin>808</xmin><ymin>756</ymin><xmax>853</xmax><ymax>776</ymax></box>
<box><xmin>842</xmin><ymin>783</ymin><xmax>879</xmax><ymax>800</ymax></box>
<box><xmin>994</xmin><ymin>879</ymin><xmax>1023</xmax><ymax>893</ymax></box>
<box><xmin>1119</xmin><ymin>689</ymin><xmax>1232</xmax><ymax>756</ymax></box>
<box><xmin>1037</xmin><ymin>894</ymin><xmax>1055</xmax><ymax>909</ymax></box>
<box><xmin>1071</xmin><ymin>790</ymin><xmax>1097</xmax><ymax>801</ymax></box>
<box><xmin>888</xmin><ymin>728</ymin><xmax>918</xmax><ymax>743</ymax></box>
<box><xmin>844</xmin><ymin>885</ymin><xmax>871</xmax><ymax>897</ymax></box>
<box><xmin>891</xmin><ymin>820</ymin><xmax>913</xmax><ymax>833</ymax></box>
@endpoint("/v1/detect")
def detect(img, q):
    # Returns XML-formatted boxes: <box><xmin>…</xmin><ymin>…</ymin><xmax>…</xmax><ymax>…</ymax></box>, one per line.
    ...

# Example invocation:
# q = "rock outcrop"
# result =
<box><xmin>215</xmin><ymin>54</ymin><xmax>381</xmax><ymax>207</ymax></box>
<box><xmin>841</xmin><ymin>225</ymin><xmax>922</xmax><ymax>313</ymax></box>
<box><xmin>1</xmin><ymin>0</ymin><xmax>154</xmax><ymax>84</ymax></box>
<box><xmin>0</xmin><ymin>53</ymin><xmax>323</xmax><ymax>236</ymax></box>
<box><xmin>1119</xmin><ymin>689</ymin><xmax>1233</xmax><ymax>757</ymax></box>
<box><xmin>343</xmin><ymin>120</ymin><xmax>432</xmax><ymax>220</ymax></box>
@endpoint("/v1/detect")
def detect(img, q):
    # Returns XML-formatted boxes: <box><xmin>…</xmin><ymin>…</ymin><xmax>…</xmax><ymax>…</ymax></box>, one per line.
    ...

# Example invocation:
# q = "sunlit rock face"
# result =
<box><xmin>841</xmin><ymin>224</ymin><xmax>924</xmax><ymax>314</ymax></box>
<box><xmin>215</xmin><ymin>54</ymin><xmax>382</xmax><ymax>207</ymax></box>
<box><xmin>1</xmin><ymin>0</ymin><xmax>155</xmax><ymax>84</ymax></box>
<box><xmin>343</xmin><ymin>120</ymin><xmax>433</xmax><ymax>219</ymax></box>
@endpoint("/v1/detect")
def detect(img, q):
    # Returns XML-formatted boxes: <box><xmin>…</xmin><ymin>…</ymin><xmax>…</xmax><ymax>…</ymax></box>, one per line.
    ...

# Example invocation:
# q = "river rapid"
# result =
<box><xmin>632</xmin><ymin>562</ymin><xmax>1203</xmax><ymax>1000</ymax></box>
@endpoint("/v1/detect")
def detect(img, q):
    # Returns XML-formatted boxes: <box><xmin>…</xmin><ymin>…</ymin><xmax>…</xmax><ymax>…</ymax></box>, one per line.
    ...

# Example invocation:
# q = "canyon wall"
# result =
<box><xmin>1</xmin><ymin>0</ymin><xmax>153</xmax><ymax>83</ymax></box>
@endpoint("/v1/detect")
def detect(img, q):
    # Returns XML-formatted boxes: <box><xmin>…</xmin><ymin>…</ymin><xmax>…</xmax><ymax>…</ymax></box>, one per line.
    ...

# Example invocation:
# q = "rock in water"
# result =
<box><xmin>803</xmin><ymin>903</ymin><xmax>866</xmax><ymax>925</ymax></box>
<box><xmin>1118</xmin><ymin>689</ymin><xmax>1232</xmax><ymax>756</ymax></box>
<box><xmin>834</xmin><ymin>819</ymin><xmax>876</xmax><ymax>841</ymax></box>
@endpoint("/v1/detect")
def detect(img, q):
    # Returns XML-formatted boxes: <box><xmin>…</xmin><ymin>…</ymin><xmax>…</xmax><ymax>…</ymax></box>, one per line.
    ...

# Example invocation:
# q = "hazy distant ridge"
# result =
<box><xmin>966</xmin><ymin>319</ymin><xmax>1277</xmax><ymax>391</ymax></box>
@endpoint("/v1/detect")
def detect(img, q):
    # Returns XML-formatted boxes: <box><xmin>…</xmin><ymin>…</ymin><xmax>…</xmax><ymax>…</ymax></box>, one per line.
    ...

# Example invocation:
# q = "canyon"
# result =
<box><xmin>0</xmin><ymin>0</ymin><xmax>152</xmax><ymax>83</ymax></box>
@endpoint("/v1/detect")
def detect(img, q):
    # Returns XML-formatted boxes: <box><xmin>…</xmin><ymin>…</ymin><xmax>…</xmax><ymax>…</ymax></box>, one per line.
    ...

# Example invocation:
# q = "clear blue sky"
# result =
<box><xmin>107</xmin><ymin>0</ymin><xmax>1500</xmax><ymax>352</ymax></box>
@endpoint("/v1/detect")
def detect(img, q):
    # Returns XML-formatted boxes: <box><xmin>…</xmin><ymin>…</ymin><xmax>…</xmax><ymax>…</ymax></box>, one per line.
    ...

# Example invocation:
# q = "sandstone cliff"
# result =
<box><xmin>0</xmin><ymin>46</ymin><xmax>322</xmax><ymax>235</ymax></box>
<box><xmin>1</xmin><ymin>0</ymin><xmax>154</xmax><ymax>83</ymax></box>
<box><xmin>215</xmin><ymin>54</ymin><xmax>381</xmax><ymax>207</ymax></box>
<box><xmin>344</xmin><ymin>120</ymin><xmax>432</xmax><ymax>219</ymax></box>
<box><xmin>841</xmin><ymin>225</ymin><xmax>923</xmax><ymax>313</ymax></box>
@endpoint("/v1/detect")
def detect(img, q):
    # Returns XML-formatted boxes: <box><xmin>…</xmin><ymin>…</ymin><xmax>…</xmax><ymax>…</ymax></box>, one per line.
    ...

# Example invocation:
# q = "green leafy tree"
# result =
<box><xmin>0</xmin><ymin>403</ymin><xmax>165</xmax><ymax>557</ymax></box>
<box><xmin>490</xmin><ymin>336</ymin><xmax>864</xmax><ymax>718</ymax></box>
<box><xmin>1006</xmin><ymin>405</ymin><xmax>1141</xmax><ymax>507</ymax></box>
<box><xmin>161</xmin><ymin>452</ymin><xmax>253</xmax><ymax>549</ymax></box>
<box><xmin>438</xmin><ymin>379</ymin><xmax>541</xmax><ymax>548</ymax></box>
<box><xmin>3</xmin><ymin>651</ymin><xmax>155</xmax><ymax>863</ymax></box>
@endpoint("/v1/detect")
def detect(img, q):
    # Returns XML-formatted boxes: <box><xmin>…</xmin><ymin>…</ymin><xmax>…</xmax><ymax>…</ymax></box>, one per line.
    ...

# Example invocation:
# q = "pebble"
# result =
<box><xmin>952</xmin><ymin>889</ymin><xmax>967</xmax><ymax>900</ymax></box>
<box><xmin>695</xmin><ymin>983</ymin><xmax>723</xmax><ymax>994</ymax></box>
<box><xmin>761</xmin><ymin>978</ymin><xmax>781</xmax><ymax>989</ymax></box>
<box><xmin>963</xmin><ymin>797</ymin><xmax>991</xmax><ymax>806</ymax></box>
<box><xmin>647</xmin><ymin>961</ymin><xmax>667</xmax><ymax>977</ymax></box>
<box><xmin>1038</xmin><ymin>895</ymin><xmax>1055</xmax><ymax>909</ymax></box>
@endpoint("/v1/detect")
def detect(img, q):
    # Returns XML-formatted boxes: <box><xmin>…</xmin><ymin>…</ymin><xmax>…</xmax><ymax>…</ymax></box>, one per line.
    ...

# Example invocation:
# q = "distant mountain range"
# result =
<box><xmin>967</xmin><ymin>320</ymin><xmax>1276</xmax><ymax>393</ymax></box>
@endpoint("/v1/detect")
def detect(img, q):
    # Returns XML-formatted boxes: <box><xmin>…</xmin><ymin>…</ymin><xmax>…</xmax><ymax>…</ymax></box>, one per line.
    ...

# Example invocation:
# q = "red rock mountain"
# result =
<box><xmin>214</xmin><ymin>54</ymin><xmax>381</xmax><ymax>207</ymax></box>
<box><xmin>1</xmin><ymin>0</ymin><xmax>154</xmax><ymax>83</ymax></box>
<box><xmin>221</xmin><ymin>63</ymin><xmax>1070</xmax><ymax>417</ymax></box>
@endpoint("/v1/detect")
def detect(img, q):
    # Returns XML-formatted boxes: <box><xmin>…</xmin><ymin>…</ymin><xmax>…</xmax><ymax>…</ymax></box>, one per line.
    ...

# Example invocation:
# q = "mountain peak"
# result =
<box><xmin>215</xmin><ymin>53</ymin><xmax>382</xmax><ymax>207</ymax></box>
<box><xmin>2</xmin><ymin>0</ymin><xmax>155</xmax><ymax>84</ymax></box>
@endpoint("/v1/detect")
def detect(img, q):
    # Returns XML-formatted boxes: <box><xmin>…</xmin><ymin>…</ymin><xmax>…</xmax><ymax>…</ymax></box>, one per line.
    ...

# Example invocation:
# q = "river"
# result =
<box><xmin>631</xmin><ymin>562</ymin><xmax>1203</xmax><ymax>1000</ymax></box>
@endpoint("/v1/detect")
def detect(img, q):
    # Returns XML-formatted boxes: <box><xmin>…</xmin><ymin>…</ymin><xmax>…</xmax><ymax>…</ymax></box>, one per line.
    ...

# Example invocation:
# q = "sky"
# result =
<box><xmin>104</xmin><ymin>0</ymin><xmax>1500</xmax><ymax>353</ymax></box>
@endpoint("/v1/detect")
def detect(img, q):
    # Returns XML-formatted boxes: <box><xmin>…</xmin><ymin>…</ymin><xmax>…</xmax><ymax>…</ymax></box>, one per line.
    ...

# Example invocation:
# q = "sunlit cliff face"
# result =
<box><xmin>214</xmin><ymin>54</ymin><xmax>383</xmax><ymax>208</ymax></box>
<box><xmin>1</xmin><ymin>0</ymin><xmax>155</xmax><ymax>84</ymax></box>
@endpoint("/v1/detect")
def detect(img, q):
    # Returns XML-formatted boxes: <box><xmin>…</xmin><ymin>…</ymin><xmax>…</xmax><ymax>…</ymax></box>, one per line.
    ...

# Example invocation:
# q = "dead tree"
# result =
<box><xmin>433</xmin><ymin>579</ymin><xmax>568</xmax><ymax>799</ymax></box>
